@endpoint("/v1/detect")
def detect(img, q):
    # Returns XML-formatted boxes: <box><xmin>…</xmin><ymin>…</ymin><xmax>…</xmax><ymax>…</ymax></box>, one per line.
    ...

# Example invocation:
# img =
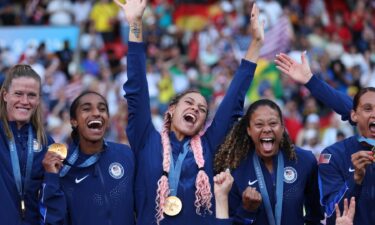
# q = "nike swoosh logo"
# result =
<box><xmin>248</xmin><ymin>179</ymin><xmax>258</xmax><ymax>186</ymax></box>
<box><xmin>75</xmin><ymin>175</ymin><xmax>89</xmax><ymax>184</ymax></box>
<box><xmin>348</xmin><ymin>167</ymin><xmax>355</xmax><ymax>172</ymax></box>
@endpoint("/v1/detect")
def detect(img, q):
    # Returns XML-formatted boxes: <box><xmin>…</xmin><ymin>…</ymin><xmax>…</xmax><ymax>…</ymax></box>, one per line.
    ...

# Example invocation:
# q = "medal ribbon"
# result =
<box><xmin>8</xmin><ymin>125</ymin><xmax>34</xmax><ymax>217</ymax></box>
<box><xmin>252</xmin><ymin>151</ymin><xmax>284</xmax><ymax>225</ymax></box>
<box><xmin>357</xmin><ymin>136</ymin><xmax>375</xmax><ymax>147</ymax></box>
<box><xmin>59</xmin><ymin>142</ymin><xmax>104</xmax><ymax>177</ymax></box>
<box><xmin>168</xmin><ymin>140</ymin><xmax>190</xmax><ymax>196</ymax></box>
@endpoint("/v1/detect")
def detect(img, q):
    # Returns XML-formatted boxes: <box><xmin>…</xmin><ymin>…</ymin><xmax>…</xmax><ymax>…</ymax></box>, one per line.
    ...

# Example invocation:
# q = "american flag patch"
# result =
<box><xmin>319</xmin><ymin>154</ymin><xmax>332</xmax><ymax>164</ymax></box>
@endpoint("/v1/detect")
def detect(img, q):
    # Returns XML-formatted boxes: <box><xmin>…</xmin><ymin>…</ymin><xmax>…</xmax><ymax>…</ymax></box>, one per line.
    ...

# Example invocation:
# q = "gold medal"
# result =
<box><xmin>48</xmin><ymin>143</ymin><xmax>68</xmax><ymax>159</ymax></box>
<box><xmin>164</xmin><ymin>196</ymin><xmax>182</xmax><ymax>216</ymax></box>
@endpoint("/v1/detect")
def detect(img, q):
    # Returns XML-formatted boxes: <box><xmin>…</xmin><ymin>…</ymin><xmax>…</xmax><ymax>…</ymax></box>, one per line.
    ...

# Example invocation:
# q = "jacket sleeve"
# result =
<box><xmin>205</xmin><ymin>59</ymin><xmax>256</xmax><ymax>154</ymax></box>
<box><xmin>123</xmin><ymin>41</ymin><xmax>156</xmax><ymax>152</ymax></box>
<box><xmin>229</xmin><ymin>180</ymin><xmax>257</xmax><ymax>225</ymax></box>
<box><xmin>318</xmin><ymin>147</ymin><xmax>362</xmax><ymax>218</ymax></box>
<box><xmin>303</xmin><ymin>151</ymin><xmax>324</xmax><ymax>225</ymax></box>
<box><xmin>305</xmin><ymin>75</ymin><xmax>353</xmax><ymax>124</ymax></box>
<box><xmin>40</xmin><ymin>173</ymin><xmax>67</xmax><ymax>225</ymax></box>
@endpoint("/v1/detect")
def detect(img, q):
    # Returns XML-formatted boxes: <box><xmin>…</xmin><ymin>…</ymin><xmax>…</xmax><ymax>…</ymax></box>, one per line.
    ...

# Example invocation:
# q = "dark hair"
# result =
<box><xmin>0</xmin><ymin>65</ymin><xmax>47</xmax><ymax>145</ymax></box>
<box><xmin>214</xmin><ymin>99</ymin><xmax>295</xmax><ymax>173</ymax></box>
<box><xmin>69</xmin><ymin>91</ymin><xmax>109</xmax><ymax>142</ymax></box>
<box><xmin>352</xmin><ymin>87</ymin><xmax>375</xmax><ymax>111</ymax></box>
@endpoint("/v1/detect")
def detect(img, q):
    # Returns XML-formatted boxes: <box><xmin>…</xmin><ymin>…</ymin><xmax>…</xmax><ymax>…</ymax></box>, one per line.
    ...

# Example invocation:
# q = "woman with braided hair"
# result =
<box><xmin>214</xmin><ymin>99</ymin><xmax>324</xmax><ymax>225</ymax></box>
<box><xmin>117</xmin><ymin>0</ymin><xmax>264</xmax><ymax>224</ymax></box>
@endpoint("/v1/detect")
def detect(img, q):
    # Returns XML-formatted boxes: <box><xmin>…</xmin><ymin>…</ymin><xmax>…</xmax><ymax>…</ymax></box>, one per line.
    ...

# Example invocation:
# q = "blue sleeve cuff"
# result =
<box><xmin>128</xmin><ymin>41</ymin><xmax>145</xmax><ymax>53</ymax></box>
<box><xmin>44</xmin><ymin>172</ymin><xmax>60</xmax><ymax>186</ymax></box>
<box><xmin>305</xmin><ymin>74</ymin><xmax>319</xmax><ymax>90</ymax></box>
<box><xmin>240</xmin><ymin>59</ymin><xmax>257</xmax><ymax>71</ymax></box>
<box><xmin>214</xmin><ymin>218</ymin><xmax>233</xmax><ymax>225</ymax></box>
<box><xmin>236</xmin><ymin>206</ymin><xmax>257</xmax><ymax>224</ymax></box>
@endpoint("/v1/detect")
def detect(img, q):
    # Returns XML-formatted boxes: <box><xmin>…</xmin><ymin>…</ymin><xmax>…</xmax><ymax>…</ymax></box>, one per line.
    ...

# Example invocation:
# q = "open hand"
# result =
<box><xmin>249</xmin><ymin>3</ymin><xmax>264</xmax><ymax>45</ymax></box>
<box><xmin>335</xmin><ymin>197</ymin><xmax>355</xmax><ymax>225</ymax></box>
<box><xmin>114</xmin><ymin>0</ymin><xmax>147</xmax><ymax>24</ymax></box>
<box><xmin>274</xmin><ymin>52</ymin><xmax>312</xmax><ymax>84</ymax></box>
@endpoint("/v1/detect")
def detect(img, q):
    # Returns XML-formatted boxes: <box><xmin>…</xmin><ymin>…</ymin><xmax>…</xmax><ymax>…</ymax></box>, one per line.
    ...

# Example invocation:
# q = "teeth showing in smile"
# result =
<box><xmin>260</xmin><ymin>138</ymin><xmax>274</xmax><ymax>151</ymax></box>
<box><xmin>370</xmin><ymin>121</ymin><xmax>375</xmax><ymax>132</ymax></box>
<box><xmin>184</xmin><ymin>113</ymin><xmax>196</xmax><ymax>123</ymax></box>
<box><xmin>87</xmin><ymin>120</ymin><xmax>102</xmax><ymax>129</ymax></box>
<box><xmin>260</xmin><ymin>138</ymin><xmax>274</xmax><ymax>142</ymax></box>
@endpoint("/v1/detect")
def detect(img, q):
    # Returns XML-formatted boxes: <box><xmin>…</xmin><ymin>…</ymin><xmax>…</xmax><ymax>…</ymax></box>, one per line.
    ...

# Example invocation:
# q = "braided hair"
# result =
<box><xmin>214</xmin><ymin>99</ymin><xmax>296</xmax><ymax>173</ymax></box>
<box><xmin>155</xmin><ymin>90</ymin><xmax>212</xmax><ymax>224</ymax></box>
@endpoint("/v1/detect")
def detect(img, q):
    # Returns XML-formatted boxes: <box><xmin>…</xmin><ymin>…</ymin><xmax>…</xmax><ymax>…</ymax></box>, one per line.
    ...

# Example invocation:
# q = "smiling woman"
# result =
<box><xmin>119</xmin><ymin>0</ymin><xmax>264</xmax><ymax>224</ymax></box>
<box><xmin>40</xmin><ymin>91</ymin><xmax>135</xmax><ymax>225</ymax></box>
<box><xmin>0</xmin><ymin>64</ymin><xmax>54</xmax><ymax>225</ymax></box>
<box><xmin>214</xmin><ymin>99</ymin><xmax>323</xmax><ymax>225</ymax></box>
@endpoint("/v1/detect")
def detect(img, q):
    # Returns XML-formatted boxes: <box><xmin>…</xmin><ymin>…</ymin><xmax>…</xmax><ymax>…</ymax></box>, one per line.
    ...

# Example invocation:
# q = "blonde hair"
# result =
<box><xmin>0</xmin><ymin>64</ymin><xmax>47</xmax><ymax>145</ymax></box>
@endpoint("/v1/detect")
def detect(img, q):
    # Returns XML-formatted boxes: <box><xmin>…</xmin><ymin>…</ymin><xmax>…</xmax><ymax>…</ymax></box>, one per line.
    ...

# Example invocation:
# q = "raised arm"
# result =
<box><xmin>214</xmin><ymin>169</ymin><xmax>234</xmax><ymax>219</ymax></box>
<box><xmin>274</xmin><ymin>52</ymin><xmax>353</xmax><ymax>123</ymax></box>
<box><xmin>205</xmin><ymin>3</ymin><xmax>263</xmax><ymax>151</ymax></box>
<box><xmin>114</xmin><ymin>0</ymin><xmax>146</xmax><ymax>43</ymax></box>
<box><xmin>117</xmin><ymin>0</ymin><xmax>155</xmax><ymax>152</ymax></box>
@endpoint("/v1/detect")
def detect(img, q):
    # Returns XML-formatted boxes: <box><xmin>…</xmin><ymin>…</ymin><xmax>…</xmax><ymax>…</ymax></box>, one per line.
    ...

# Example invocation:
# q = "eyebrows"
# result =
<box><xmin>184</xmin><ymin>96</ymin><xmax>207</xmax><ymax>108</ymax></box>
<box><xmin>79</xmin><ymin>102</ymin><xmax>108</xmax><ymax>108</ymax></box>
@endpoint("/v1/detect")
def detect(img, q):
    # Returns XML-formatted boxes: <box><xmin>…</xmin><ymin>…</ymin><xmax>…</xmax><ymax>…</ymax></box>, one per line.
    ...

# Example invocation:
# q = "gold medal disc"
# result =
<box><xmin>164</xmin><ymin>196</ymin><xmax>182</xmax><ymax>216</ymax></box>
<box><xmin>48</xmin><ymin>143</ymin><xmax>68</xmax><ymax>159</ymax></box>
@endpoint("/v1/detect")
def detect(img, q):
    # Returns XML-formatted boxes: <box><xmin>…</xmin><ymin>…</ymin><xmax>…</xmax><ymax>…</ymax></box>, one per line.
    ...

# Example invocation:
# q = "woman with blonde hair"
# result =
<box><xmin>0</xmin><ymin>65</ymin><xmax>54</xmax><ymax>225</ymax></box>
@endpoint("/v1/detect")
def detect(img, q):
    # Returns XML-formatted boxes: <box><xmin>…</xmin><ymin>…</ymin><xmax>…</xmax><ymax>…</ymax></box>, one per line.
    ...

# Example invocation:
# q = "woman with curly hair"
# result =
<box><xmin>214</xmin><ymin>99</ymin><xmax>324</xmax><ymax>225</ymax></box>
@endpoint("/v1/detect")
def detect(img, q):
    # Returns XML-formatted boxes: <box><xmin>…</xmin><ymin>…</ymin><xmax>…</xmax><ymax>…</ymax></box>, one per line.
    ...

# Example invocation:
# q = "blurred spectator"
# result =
<box><xmin>89</xmin><ymin>0</ymin><xmax>119</xmax><ymax>43</ymax></box>
<box><xmin>72</xmin><ymin>0</ymin><xmax>92</xmax><ymax>25</ymax></box>
<box><xmin>1</xmin><ymin>0</ymin><xmax>373</xmax><ymax>147</ymax></box>
<box><xmin>80</xmin><ymin>21</ymin><xmax>105</xmax><ymax>52</ymax></box>
<box><xmin>296</xmin><ymin>113</ymin><xmax>320</xmax><ymax>146</ymax></box>
<box><xmin>46</xmin><ymin>0</ymin><xmax>74</xmax><ymax>26</ymax></box>
<box><xmin>301</xmin><ymin>128</ymin><xmax>325</xmax><ymax>160</ymax></box>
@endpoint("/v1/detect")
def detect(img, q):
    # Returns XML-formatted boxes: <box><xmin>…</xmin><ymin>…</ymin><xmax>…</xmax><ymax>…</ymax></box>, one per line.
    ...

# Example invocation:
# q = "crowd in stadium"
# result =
<box><xmin>0</xmin><ymin>0</ymin><xmax>374</xmax><ymax>159</ymax></box>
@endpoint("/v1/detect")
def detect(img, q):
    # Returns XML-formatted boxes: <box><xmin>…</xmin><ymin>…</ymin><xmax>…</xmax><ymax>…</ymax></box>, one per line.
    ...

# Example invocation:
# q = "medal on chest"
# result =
<box><xmin>163</xmin><ymin>196</ymin><xmax>183</xmax><ymax>216</ymax></box>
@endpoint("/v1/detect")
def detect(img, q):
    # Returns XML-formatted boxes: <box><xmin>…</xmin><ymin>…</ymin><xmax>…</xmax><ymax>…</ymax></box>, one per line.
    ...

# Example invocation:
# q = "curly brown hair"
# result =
<box><xmin>214</xmin><ymin>99</ymin><xmax>296</xmax><ymax>173</ymax></box>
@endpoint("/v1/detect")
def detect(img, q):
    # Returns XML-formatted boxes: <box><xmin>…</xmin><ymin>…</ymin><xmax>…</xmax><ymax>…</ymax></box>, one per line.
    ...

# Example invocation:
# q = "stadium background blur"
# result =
<box><xmin>0</xmin><ymin>0</ymin><xmax>374</xmax><ymax>160</ymax></box>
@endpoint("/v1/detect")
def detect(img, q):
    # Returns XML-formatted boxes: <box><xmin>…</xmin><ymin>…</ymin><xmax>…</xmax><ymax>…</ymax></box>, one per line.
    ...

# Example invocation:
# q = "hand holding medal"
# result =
<box><xmin>42</xmin><ymin>143</ymin><xmax>68</xmax><ymax>174</ymax></box>
<box><xmin>48</xmin><ymin>143</ymin><xmax>68</xmax><ymax>159</ymax></box>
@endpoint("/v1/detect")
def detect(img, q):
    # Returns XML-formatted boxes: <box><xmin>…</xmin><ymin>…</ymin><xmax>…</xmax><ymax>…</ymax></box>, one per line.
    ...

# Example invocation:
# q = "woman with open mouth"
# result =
<box><xmin>214</xmin><ymin>99</ymin><xmax>324</xmax><ymax>225</ymax></box>
<box><xmin>275</xmin><ymin>52</ymin><xmax>375</xmax><ymax>225</ymax></box>
<box><xmin>40</xmin><ymin>91</ymin><xmax>135</xmax><ymax>225</ymax></box>
<box><xmin>117</xmin><ymin>0</ymin><xmax>264</xmax><ymax>224</ymax></box>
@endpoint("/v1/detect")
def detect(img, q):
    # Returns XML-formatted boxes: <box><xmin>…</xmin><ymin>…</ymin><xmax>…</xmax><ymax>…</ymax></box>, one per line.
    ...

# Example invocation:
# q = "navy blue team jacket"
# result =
<box><xmin>124</xmin><ymin>41</ymin><xmax>256</xmax><ymax>225</ymax></box>
<box><xmin>305</xmin><ymin>74</ymin><xmax>375</xmax><ymax>224</ymax></box>
<box><xmin>319</xmin><ymin>136</ymin><xmax>375</xmax><ymax>225</ymax></box>
<box><xmin>229</xmin><ymin>148</ymin><xmax>323</xmax><ymax>225</ymax></box>
<box><xmin>40</xmin><ymin>141</ymin><xmax>135</xmax><ymax>225</ymax></box>
<box><xmin>0</xmin><ymin>121</ymin><xmax>54</xmax><ymax>225</ymax></box>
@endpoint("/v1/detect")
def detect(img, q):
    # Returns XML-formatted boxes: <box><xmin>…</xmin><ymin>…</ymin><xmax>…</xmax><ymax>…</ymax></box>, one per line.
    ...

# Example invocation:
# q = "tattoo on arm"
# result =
<box><xmin>130</xmin><ymin>23</ymin><xmax>141</xmax><ymax>38</ymax></box>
